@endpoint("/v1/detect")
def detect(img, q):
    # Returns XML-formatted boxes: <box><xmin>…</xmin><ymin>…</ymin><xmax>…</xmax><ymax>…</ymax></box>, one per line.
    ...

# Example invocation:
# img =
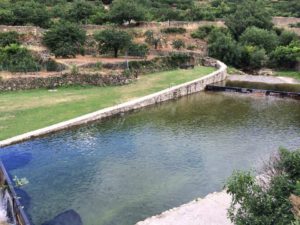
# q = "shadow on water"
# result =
<box><xmin>1</xmin><ymin>152</ymin><xmax>32</xmax><ymax>171</ymax></box>
<box><xmin>41</xmin><ymin>210</ymin><xmax>83</xmax><ymax>225</ymax></box>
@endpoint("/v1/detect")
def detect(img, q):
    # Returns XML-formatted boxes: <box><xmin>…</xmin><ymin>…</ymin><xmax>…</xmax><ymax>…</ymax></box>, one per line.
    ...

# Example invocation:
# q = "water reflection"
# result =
<box><xmin>1</xmin><ymin>92</ymin><xmax>300</xmax><ymax>225</ymax></box>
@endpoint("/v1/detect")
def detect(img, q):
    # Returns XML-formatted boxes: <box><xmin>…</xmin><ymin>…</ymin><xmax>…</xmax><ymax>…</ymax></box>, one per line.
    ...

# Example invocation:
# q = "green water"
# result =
<box><xmin>1</xmin><ymin>92</ymin><xmax>300</xmax><ymax>225</ymax></box>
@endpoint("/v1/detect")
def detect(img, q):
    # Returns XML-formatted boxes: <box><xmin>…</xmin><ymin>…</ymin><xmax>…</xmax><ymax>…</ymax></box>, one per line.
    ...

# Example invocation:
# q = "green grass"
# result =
<box><xmin>0</xmin><ymin>66</ymin><xmax>215</xmax><ymax>141</ymax></box>
<box><xmin>274</xmin><ymin>70</ymin><xmax>300</xmax><ymax>80</ymax></box>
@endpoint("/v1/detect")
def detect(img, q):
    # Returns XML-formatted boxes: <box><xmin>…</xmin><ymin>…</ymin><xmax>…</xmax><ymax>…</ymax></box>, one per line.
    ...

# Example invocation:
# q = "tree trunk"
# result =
<box><xmin>114</xmin><ymin>48</ymin><xmax>118</xmax><ymax>58</ymax></box>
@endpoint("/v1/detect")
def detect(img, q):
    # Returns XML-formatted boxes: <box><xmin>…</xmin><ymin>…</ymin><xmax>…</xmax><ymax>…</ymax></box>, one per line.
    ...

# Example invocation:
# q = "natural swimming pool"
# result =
<box><xmin>1</xmin><ymin>92</ymin><xmax>300</xmax><ymax>225</ymax></box>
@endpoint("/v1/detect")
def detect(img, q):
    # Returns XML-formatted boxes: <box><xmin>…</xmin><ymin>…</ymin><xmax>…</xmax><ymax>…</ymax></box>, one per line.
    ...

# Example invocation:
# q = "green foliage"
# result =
<box><xmin>270</xmin><ymin>41</ymin><xmax>300</xmax><ymax>69</ymax></box>
<box><xmin>225</xmin><ymin>0</ymin><xmax>273</xmax><ymax>38</ymax></box>
<box><xmin>66</xmin><ymin>0</ymin><xmax>95</xmax><ymax>24</ymax></box>
<box><xmin>279</xmin><ymin>31</ymin><xmax>299</xmax><ymax>46</ymax></box>
<box><xmin>172</xmin><ymin>39</ymin><xmax>185</xmax><ymax>50</ymax></box>
<box><xmin>161</xmin><ymin>27</ymin><xmax>186</xmax><ymax>34</ymax></box>
<box><xmin>240</xmin><ymin>45</ymin><xmax>267</xmax><ymax>70</ymax></box>
<box><xmin>9</xmin><ymin>1</ymin><xmax>50</xmax><ymax>28</ymax></box>
<box><xmin>128</xmin><ymin>43</ymin><xmax>149</xmax><ymax>57</ymax></box>
<box><xmin>226</xmin><ymin>148</ymin><xmax>300</xmax><ymax>225</ymax></box>
<box><xmin>0</xmin><ymin>31</ymin><xmax>20</xmax><ymax>47</ymax></box>
<box><xmin>166</xmin><ymin>53</ymin><xmax>192</xmax><ymax>68</ymax></box>
<box><xmin>109</xmin><ymin>0</ymin><xmax>146</xmax><ymax>24</ymax></box>
<box><xmin>239</xmin><ymin>27</ymin><xmax>279</xmax><ymax>53</ymax></box>
<box><xmin>191</xmin><ymin>25</ymin><xmax>216</xmax><ymax>39</ymax></box>
<box><xmin>144</xmin><ymin>30</ymin><xmax>162</xmax><ymax>50</ymax></box>
<box><xmin>290</xmin><ymin>23</ymin><xmax>300</xmax><ymax>28</ymax></box>
<box><xmin>43</xmin><ymin>21</ymin><xmax>86</xmax><ymax>58</ymax></box>
<box><xmin>94</xmin><ymin>29</ymin><xmax>132</xmax><ymax>57</ymax></box>
<box><xmin>208</xmin><ymin>30</ymin><xmax>241</xmax><ymax>67</ymax></box>
<box><xmin>0</xmin><ymin>44</ymin><xmax>40</xmax><ymax>72</ymax></box>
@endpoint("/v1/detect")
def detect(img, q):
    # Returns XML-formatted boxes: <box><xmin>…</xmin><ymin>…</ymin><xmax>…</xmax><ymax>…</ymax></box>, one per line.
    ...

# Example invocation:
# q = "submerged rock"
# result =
<box><xmin>42</xmin><ymin>210</ymin><xmax>83</xmax><ymax>225</ymax></box>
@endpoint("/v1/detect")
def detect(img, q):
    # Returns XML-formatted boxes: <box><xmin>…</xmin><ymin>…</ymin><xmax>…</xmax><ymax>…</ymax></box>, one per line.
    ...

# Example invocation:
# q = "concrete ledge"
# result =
<box><xmin>135</xmin><ymin>190</ymin><xmax>232</xmax><ymax>225</ymax></box>
<box><xmin>0</xmin><ymin>60</ymin><xmax>227</xmax><ymax>148</ymax></box>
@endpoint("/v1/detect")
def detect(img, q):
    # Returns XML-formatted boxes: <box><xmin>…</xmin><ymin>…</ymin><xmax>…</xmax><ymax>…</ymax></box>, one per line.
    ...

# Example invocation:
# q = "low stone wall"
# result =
<box><xmin>0</xmin><ymin>60</ymin><xmax>227</xmax><ymax>147</ymax></box>
<box><xmin>0</xmin><ymin>73</ymin><xmax>131</xmax><ymax>91</ymax></box>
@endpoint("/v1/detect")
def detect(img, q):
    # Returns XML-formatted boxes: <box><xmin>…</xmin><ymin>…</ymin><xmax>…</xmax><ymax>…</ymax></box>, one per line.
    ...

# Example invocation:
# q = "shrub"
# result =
<box><xmin>144</xmin><ymin>30</ymin><xmax>163</xmax><ymax>49</ymax></box>
<box><xmin>172</xmin><ymin>39</ymin><xmax>185</xmax><ymax>50</ymax></box>
<box><xmin>239</xmin><ymin>27</ymin><xmax>279</xmax><ymax>53</ymax></box>
<box><xmin>166</xmin><ymin>53</ymin><xmax>192</xmax><ymax>68</ymax></box>
<box><xmin>290</xmin><ymin>23</ymin><xmax>300</xmax><ymax>28</ymax></box>
<box><xmin>226</xmin><ymin>148</ymin><xmax>300</xmax><ymax>225</ymax></box>
<box><xmin>279</xmin><ymin>31</ymin><xmax>299</xmax><ymax>46</ymax></box>
<box><xmin>128</xmin><ymin>43</ymin><xmax>149</xmax><ymax>57</ymax></box>
<box><xmin>43</xmin><ymin>21</ymin><xmax>86</xmax><ymax>58</ymax></box>
<box><xmin>0</xmin><ymin>31</ymin><xmax>20</xmax><ymax>47</ymax></box>
<box><xmin>240</xmin><ymin>45</ymin><xmax>267</xmax><ymax>70</ymax></box>
<box><xmin>269</xmin><ymin>41</ymin><xmax>300</xmax><ymax>69</ymax></box>
<box><xmin>0</xmin><ymin>44</ymin><xmax>40</xmax><ymax>72</ymax></box>
<box><xmin>187</xmin><ymin>45</ymin><xmax>196</xmax><ymax>50</ymax></box>
<box><xmin>161</xmin><ymin>27</ymin><xmax>187</xmax><ymax>34</ymax></box>
<box><xmin>191</xmin><ymin>25</ymin><xmax>216</xmax><ymax>39</ymax></box>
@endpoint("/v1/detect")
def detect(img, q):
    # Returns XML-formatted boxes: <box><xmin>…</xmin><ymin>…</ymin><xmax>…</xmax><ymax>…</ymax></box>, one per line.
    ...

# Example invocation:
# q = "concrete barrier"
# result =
<box><xmin>0</xmin><ymin>60</ymin><xmax>227</xmax><ymax>147</ymax></box>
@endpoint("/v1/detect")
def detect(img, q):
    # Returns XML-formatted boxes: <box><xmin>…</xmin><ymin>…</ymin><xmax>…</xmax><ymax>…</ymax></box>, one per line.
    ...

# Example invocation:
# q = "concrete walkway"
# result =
<box><xmin>136</xmin><ymin>191</ymin><xmax>232</xmax><ymax>225</ymax></box>
<box><xmin>228</xmin><ymin>75</ymin><xmax>299</xmax><ymax>84</ymax></box>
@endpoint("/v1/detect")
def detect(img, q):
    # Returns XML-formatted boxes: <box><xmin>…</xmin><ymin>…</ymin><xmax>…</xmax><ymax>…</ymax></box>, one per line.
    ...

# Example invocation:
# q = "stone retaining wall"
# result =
<box><xmin>0</xmin><ymin>60</ymin><xmax>227</xmax><ymax>147</ymax></box>
<box><xmin>0</xmin><ymin>73</ymin><xmax>131</xmax><ymax>91</ymax></box>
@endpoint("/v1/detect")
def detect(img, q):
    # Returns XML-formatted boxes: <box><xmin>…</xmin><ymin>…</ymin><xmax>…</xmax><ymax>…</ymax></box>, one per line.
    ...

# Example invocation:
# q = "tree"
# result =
<box><xmin>109</xmin><ymin>0</ymin><xmax>146</xmax><ymax>24</ymax></box>
<box><xmin>94</xmin><ymin>29</ymin><xmax>132</xmax><ymax>58</ymax></box>
<box><xmin>239</xmin><ymin>27</ymin><xmax>279</xmax><ymax>53</ymax></box>
<box><xmin>208</xmin><ymin>30</ymin><xmax>241</xmax><ymax>67</ymax></box>
<box><xmin>66</xmin><ymin>0</ymin><xmax>95</xmax><ymax>23</ymax></box>
<box><xmin>11</xmin><ymin>1</ymin><xmax>51</xmax><ymax>28</ymax></box>
<box><xmin>0</xmin><ymin>31</ymin><xmax>20</xmax><ymax>47</ymax></box>
<box><xmin>269</xmin><ymin>41</ymin><xmax>300</xmax><ymax>69</ymax></box>
<box><xmin>43</xmin><ymin>21</ymin><xmax>86</xmax><ymax>58</ymax></box>
<box><xmin>226</xmin><ymin>148</ymin><xmax>300</xmax><ymax>225</ymax></box>
<box><xmin>225</xmin><ymin>0</ymin><xmax>273</xmax><ymax>38</ymax></box>
<box><xmin>144</xmin><ymin>30</ymin><xmax>163</xmax><ymax>50</ymax></box>
<box><xmin>240</xmin><ymin>45</ymin><xmax>267</xmax><ymax>70</ymax></box>
<box><xmin>279</xmin><ymin>31</ymin><xmax>299</xmax><ymax>46</ymax></box>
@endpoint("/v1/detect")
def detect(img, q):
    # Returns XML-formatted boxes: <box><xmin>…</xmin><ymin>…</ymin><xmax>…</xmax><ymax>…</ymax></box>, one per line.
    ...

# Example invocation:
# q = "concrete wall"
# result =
<box><xmin>0</xmin><ymin>60</ymin><xmax>227</xmax><ymax>147</ymax></box>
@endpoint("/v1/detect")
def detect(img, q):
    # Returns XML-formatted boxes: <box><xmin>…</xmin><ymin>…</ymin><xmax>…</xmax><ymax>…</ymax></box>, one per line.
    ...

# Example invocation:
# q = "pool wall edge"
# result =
<box><xmin>0</xmin><ymin>60</ymin><xmax>227</xmax><ymax>148</ymax></box>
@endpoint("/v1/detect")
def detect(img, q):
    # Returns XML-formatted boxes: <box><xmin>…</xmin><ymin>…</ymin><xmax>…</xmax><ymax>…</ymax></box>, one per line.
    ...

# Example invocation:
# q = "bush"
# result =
<box><xmin>226</xmin><ymin>148</ymin><xmax>300</xmax><ymax>225</ymax></box>
<box><xmin>166</xmin><ymin>53</ymin><xmax>192</xmax><ymax>68</ymax></box>
<box><xmin>128</xmin><ymin>43</ymin><xmax>149</xmax><ymax>57</ymax></box>
<box><xmin>172</xmin><ymin>39</ymin><xmax>185</xmax><ymax>50</ymax></box>
<box><xmin>0</xmin><ymin>31</ymin><xmax>20</xmax><ymax>47</ymax></box>
<box><xmin>290</xmin><ymin>23</ymin><xmax>300</xmax><ymax>28</ymax></box>
<box><xmin>269</xmin><ymin>41</ymin><xmax>300</xmax><ymax>69</ymax></box>
<box><xmin>0</xmin><ymin>44</ymin><xmax>40</xmax><ymax>72</ymax></box>
<box><xmin>191</xmin><ymin>25</ymin><xmax>216</xmax><ymax>39</ymax></box>
<box><xmin>279</xmin><ymin>31</ymin><xmax>299</xmax><ymax>46</ymax></box>
<box><xmin>240</xmin><ymin>45</ymin><xmax>267</xmax><ymax>70</ymax></box>
<box><xmin>161</xmin><ymin>27</ymin><xmax>187</xmax><ymax>34</ymax></box>
<box><xmin>144</xmin><ymin>30</ymin><xmax>163</xmax><ymax>49</ymax></box>
<box><xmin>239</xmin><ymin>27</ymin><xmax>279</xmax><ymax>53</ymax></box>
<box><xmin>208</xmin><ymin>30</ymin><xmax>241</xmax><ymax>67</ymax></box>
<box><xmin>43</xmin><ymin>21</ymin><xmax>86</xmax><ymax>58</ymax></box>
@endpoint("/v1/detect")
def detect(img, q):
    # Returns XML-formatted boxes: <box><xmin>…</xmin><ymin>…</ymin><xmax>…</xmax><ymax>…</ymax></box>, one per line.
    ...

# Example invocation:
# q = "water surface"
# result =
<box><xmin>1</xmin><ymin>92</ymin><xmax>300</xmax><ymax>225</ymax></box>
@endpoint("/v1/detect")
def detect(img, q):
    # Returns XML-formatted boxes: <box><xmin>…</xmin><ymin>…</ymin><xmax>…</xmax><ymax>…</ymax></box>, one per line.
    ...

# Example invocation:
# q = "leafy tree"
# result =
<box><xmin>109</xmin><ymin>0</ymin><xmax>146</xmax><ymax>24</ymax></box>
<box><xmin>279</xmin><ymin>31</ymin><xmax>299</xmax><ymax>46</ymax></box>
<box><xmin>94</xmin><ymin>29</ymin><xmax>132</xmax><ymax>57</ymax></box>
<box><xmin>226</xmin><ymin>148</ymin><xmax>300</xmax><ymax>225</ymax></box>
<box><xmin>128</xmin><ymin>43</ymin><xmax>149</xmax><ymax>57</ymax></box>
<box><xmin>0</xmin><ymin>44</ymin><xmax>40</xmax><ymax>72</ymax></box>
<box><xmin>239</xmin><ymin>27</ymin><xmax>279</xmax><ymax>53</ymax></box>
<box><xmin>240</xmin><ymin>45</ymin><xmax>267</xmax><ymax>70</ymax></box>
<box><xmin>225</xmin><ymin>0</ymin><xmax>273</xmax><ymax>38</ymax></box>
<box><xmin>269</xmin><ymin>41</ymin><xmax>300</xmax><ymax>69</ymax></box>
<box><xmin>172</xmin><ymin>39</ymin><xmax>185</xmax><ymax>50</ymax></box>
<box><xmin>208</xmin><ymin>30</ymin><xmax>241</xmax><ymax>67</ymax></box>
<box><xmin>66</xmin><ymin>0</ymin><xmax>95</xmax><ymax>23</ymax></box>
<box><xmin>11</xmin><ymin>1</ymin><xmax>51</xmax><ymax>28</ymax></box>
<box><xmin>43</xmin><ymin>21</ymin><xmax>86</xmax><ymax>58</ymax></box>
<box><xmin>144</xmin><ymin>30</ymin><xmax>163</xmax><ymax>50</ymax></box>
<box><xmin>0</xmin><ymin>31</ymin><xmax>20</xmax><ymax>47</ymax></box>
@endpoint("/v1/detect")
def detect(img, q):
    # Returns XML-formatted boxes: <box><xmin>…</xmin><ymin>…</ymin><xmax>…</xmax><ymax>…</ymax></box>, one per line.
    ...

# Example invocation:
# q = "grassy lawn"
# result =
<box><xmin>0</xmin><ymin>66</ymin><xmax>215</xmax><ymax>141</ymax></box>
<box><xmin>274</xmin><ymin>70</ymin><xmax>300</xmax><ymax>80</ymax></box>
